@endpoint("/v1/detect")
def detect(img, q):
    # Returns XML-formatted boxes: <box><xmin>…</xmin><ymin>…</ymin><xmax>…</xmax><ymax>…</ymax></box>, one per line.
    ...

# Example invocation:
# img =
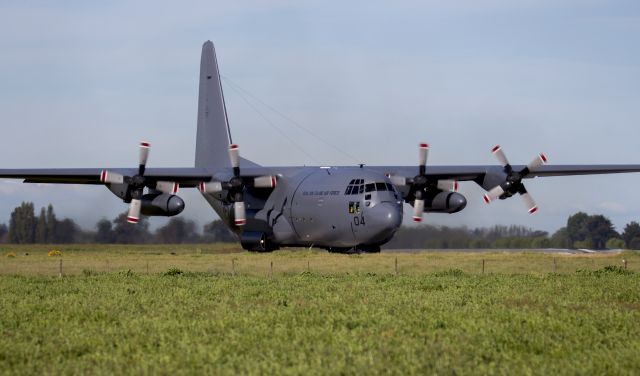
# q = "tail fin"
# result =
<box><xmin>195</xmin><ymin>41</ymin><xmax>232</xmax><ymax>170</ymax></box>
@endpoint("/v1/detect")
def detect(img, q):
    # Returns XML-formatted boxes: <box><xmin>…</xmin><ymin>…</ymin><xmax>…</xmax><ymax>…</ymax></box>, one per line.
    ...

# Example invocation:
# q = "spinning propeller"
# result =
<box><xmin>483</xmin><ymin>145</ymin><xmax>547</xmax><ymax>214</ymax></box>
<box><xmin>388</xmin><ymin>143</ymin><xmax>458</xmax><ymax>223</ymax></box>
<box><xmin>198</xmin><ymin>144</ymin><xmax>277</xmax><ymax>226</ymax></box>
<box><xmin>100</xmin><ymin>141</ymin><xmax>179</xmax><ymax>223</ymax></box>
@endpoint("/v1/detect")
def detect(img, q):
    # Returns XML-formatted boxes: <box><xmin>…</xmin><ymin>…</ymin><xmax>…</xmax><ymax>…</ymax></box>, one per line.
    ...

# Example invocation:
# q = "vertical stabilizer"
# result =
<box><xmin>195</xmin><ymin>41</ymin><xmax>232</xmax><ymax>169</ymax></box>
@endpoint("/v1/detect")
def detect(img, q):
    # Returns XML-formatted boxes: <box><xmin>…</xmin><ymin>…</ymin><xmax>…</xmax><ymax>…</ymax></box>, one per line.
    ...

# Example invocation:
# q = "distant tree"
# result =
<box><xmin>46</xmin><ymin>204</ymin><xmax>57</xmax><ymax>243</ymax></box>
<box><xmin>35</xmin><ymin>207</ymin><xmax>48</xmax><ymax>243</ymax></box>
<box><xmin>585</xmin><ymin>215</ymin><xmax>618</xmax><ymax>250</ymax></box>
<box><xmin>202</xmin><ymin>220</ymin><xmax>236</xmax><ymax>243</ymax></box>
<box><xmin>0</xmin><ymin>223</ymin><xmax>8</xmax><ymax>243</ymax></box>
<box><xmin>95</xmin><ymin>218</ymin><xmax>115</xmax><ymax>243</ymax></box>
<box><xmin>565</xmin><ymin>212</ymin><xmax>617</xmax><ymax>249</ymax></box>
<box><xmin>55</xmin><ymin>218</ymin><xmax>78</xmax><ymax>243</ymax></box>
<box><xmin>630</xmin><ymin>237</ymin><xmax>640</xmax><ymax>250</ymax></box>
<box><xmin>8</xmin><ymin>202</ymin><xmax>36</xmax><ymax>244</ymax></box>
<box><xmin>549</xmin><ymin>227</ymin><xmax>570</xmax><ymax>248</ymax></box>
<box><xmin>622</xmin><ymin>222</ymin><xmax>640</xmax><ymax>249</ymax></box>
<box><xmin>155</xmin><ymin>217</ymin><xmax>199</xmax><ymax>243</ymax></box>
<box><xmin>566</xmin><ymin>212</ymin><xmax>590</xmax><ymax>247</ymax></box>
<box><xmin>112</xmin><ymin>212</ymin><xmax>151</xmax><ymax>243</ymax></box>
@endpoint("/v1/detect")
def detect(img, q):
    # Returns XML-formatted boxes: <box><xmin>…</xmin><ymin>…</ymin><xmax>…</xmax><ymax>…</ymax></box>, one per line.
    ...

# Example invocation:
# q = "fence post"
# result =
<box><xmin>395</xmin><ymin>257</ymin><xmax>398</xmax><ymax>276</ymax></box>
<box><xmin>307</xmin><ymin>260</ymin><xmax>310</xmax><ymax>273</ymax></box>
<box><xmin>482</xmin><ymin>259</ymin><xmax>485</xmax><ymax>274</ymax></box>
<box><xmin>553</xmin><ymin>257</ymin><xmax>557</xmax><ymax>273</ymax></box>
<box><xmin>623</xmin><ymin>259</ymin><xmax>628</xmax><ymax>270</ymax></box>
<box><xmin>146</xmin><ymin>261</ymin><xmax>149</xmax><ymax>274</ymax></box>
<box><xmin>58</xmin><ymin>259</ymin><xmax>63</xmax><ymax>278</ymax></box>
<box><xmin>270</xmin><ymin>261</ymin><xmax>273</xmax><ymax>278</ymax></box>
<box><xmin>232</xmin><ymin>259</ymin><xmax>236</xmax><ymax>276</ymax></box>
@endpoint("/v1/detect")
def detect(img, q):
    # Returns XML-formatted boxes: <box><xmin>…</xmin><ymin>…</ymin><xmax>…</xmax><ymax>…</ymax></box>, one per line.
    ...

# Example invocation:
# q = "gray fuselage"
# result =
<box><xmin>202</xmin><ymin>167</ymin><xmax>403</xmax><ymax>251</ymax></box>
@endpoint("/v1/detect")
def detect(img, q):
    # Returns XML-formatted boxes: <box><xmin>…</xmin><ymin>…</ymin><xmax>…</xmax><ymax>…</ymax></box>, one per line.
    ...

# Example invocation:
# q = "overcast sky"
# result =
<box><xmin>1</xmin><ymin>0</ymin><xmax>639</xmax><ymax>234</ymax></box>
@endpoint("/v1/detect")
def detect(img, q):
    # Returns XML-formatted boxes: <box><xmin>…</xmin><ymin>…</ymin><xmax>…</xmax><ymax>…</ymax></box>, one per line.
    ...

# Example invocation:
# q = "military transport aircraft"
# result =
<box><xmin>1</xmin><ymin>41</ymin><xmax>640</xmax><ymax>253</ymax></box>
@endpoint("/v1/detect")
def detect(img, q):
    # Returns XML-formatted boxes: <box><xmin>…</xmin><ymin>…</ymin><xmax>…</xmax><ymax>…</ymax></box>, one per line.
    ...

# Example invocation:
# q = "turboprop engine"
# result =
<box><xmin>140</xmin><ymin>193</ymin><xmax>185</xmax><ymax>217</ymax></box>
<box><xmin>422</xmin><ymin>191</ymin><xmax>467</xmax><ymax>213</ymax></box>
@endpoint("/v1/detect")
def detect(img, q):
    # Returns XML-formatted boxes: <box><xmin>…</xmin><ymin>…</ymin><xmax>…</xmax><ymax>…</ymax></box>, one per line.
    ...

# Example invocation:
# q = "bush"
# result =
<box><xmin>434</xmin><ymin>269</ymin><xmax>465</xmax><ymax>277</ymax></box>
<box><xmin>164</xmin><ymin>267</ymin><xmax>183</xmax><ymax>276</ymax></box>
<box><xmin>47</xmin><ymin>249</ymin><xmax>62</xmax><ymax>257</ymax></box>
<box><xmin>606</xmin><ymin>238</ymin><xmax>626</xmax><ymax>250</ymax></box>
<box><xmin>578</xmin><ymin>265</ymin><xmax>633</xmax><ymax>276</ymax></box>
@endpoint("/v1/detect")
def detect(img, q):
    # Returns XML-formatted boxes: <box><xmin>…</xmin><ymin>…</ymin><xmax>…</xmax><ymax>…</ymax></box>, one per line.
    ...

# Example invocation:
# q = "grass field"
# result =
<box><xmin>1</xmin><ymin>245</ymin><xmax>640</xmax><ymax>374</ymax></box>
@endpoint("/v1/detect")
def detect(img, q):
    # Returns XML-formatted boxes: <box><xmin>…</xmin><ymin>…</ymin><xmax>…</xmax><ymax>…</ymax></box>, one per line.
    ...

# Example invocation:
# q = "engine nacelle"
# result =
<box><xmin>423</xmin><ymin>192</ymin><xmax>467</xmax><ymax>214</ymax></box>
<box><xmin>141</xmin><ymin>194</ymin><xmax>185</xmax><ymax>216</ymax></box>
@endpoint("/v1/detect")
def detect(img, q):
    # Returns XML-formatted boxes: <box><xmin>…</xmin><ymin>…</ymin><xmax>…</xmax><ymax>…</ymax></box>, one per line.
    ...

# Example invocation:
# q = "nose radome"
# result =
<box><xmin>379</xmin><ymin>202</ymin><xmax>402</xmax><ymax>228</ymax></box>
<box><xmin>366</xmin><ymin>202</ymin><xmax>403</xmax><ymax>243</ymax></box>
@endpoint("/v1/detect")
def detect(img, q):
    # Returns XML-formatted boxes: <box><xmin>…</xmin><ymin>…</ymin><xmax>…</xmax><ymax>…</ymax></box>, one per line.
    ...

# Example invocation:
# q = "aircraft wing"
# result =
<box><xmin>2</xmin><ymin>164</ymin><xmax>640</xmax><ymax>187</ymax></box>
<box><xmin>0</xmin><ymin>167</ymin><xmax>214</xmax><ymax>187</ymax></box>
<box><xmin>368</xmin><ymin>164</ymin><xmax>640</xmax><ymax>181</ymax></box>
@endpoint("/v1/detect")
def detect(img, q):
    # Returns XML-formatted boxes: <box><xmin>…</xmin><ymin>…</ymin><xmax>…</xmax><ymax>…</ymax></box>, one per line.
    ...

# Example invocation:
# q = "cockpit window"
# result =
<box><xmin>345</xmin><ymin>178</ymin><xmax>365</xmax><ymax>195</ymax></box>
<box><xmin>345</xmin><ymin>179</ymin><xmax>399</xmax><ymax>195</ymax></box>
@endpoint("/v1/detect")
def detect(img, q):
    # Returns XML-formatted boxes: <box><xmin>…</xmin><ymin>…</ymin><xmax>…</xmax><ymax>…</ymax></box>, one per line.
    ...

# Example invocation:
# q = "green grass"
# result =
<box><xmin>1</xmin><ymin>246</ymin><xmax>639</xmax><ymax>374</ymax></box>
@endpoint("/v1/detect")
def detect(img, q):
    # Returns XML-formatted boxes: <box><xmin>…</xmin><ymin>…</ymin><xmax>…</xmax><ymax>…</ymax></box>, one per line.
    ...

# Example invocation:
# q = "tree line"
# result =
<box><xmin>387</xmin><ymin>212</ymin><xmax>640</xmax><ymax>250</ymax></box>
<box><xmin>0</xmin><ymin>202</ymin><xmax>236</xmax><ymax>244</ymax></box>
<box><xmin>1</xmin><ymin>202</ymin><xmax>640</xmax><ymax>249</ymax></box>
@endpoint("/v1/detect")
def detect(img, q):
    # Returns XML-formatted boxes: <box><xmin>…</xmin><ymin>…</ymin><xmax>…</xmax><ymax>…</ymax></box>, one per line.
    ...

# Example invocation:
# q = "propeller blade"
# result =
<box><xmin>99</xmin><ymin>170</ymin><xmax>124</xmax><ymax>184</ymax></box>
<box><xmin>526</xmin><ymin>153</ymin><xmax>548</xmax><ymax>172</ymax></box>
<box><xmin>228</xmin><ymin>144</ymin><xmax>240</xmax><ymax>172</ymax></box>
<box><xmin>155</xmin><ymin>181</ymin><xmax>179</xmax><ymax>194</ymax></box>
<box><xmin>418</xmin><ymin>143</ymin><xmax>429</xmax><ymax>175</ymax></box>
<box><xmin>233</xmin><ymin>201</ymin><xmax>246</xmax><ymax>226</ymax></box>
<box><xmin>520</xmin><ymin>191</ymin><xmax>538</xmax><ymax>214</ymax></box>
<box><xmin>127</xmin><ymin>199</ymin><xmax>142</xmax><ymax>223</ymax></box>
<box><xmin>386</xmin><ymin>174</ymin><xmax>408</xmax><ymax>186</ymax></box>
<box><xmin>198</xmin><ymin>181</ymin><xmax>223</xmax><ymax>194</ymax></box>
<box><xmin>491</xmin><ymin>145</ymin><xmax>510</xmax><ymax>168</ymax></box>
<box><xmin>254</xmin><ymin>175</ymin><xmax>277</xmax><ymax>188</ymax></box>
<box><xmin>483</xmin><ymin>185</ymin><xmax>505</xmax><ymax>204</ymax></box>
<box><xmin>412</xmin><ymin>199</ymin><xmax>425</xmax><ymax>222</ymax></box>
<box><xmin>437</xmin><ymin>180</ymin><xmax>459</xmax><ymax>192</ymax></box>
<box><xmin>138</xmin><ymin>141</ymin><xmax>150</xmax><ymax>175</ymax></box>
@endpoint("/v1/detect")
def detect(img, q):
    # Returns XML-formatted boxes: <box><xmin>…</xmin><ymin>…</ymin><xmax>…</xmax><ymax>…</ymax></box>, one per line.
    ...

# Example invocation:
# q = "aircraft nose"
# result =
<box><xmin>366</xmin><ymin>202</ymin><xmax>403</xmax><ymax>243</ymax></box>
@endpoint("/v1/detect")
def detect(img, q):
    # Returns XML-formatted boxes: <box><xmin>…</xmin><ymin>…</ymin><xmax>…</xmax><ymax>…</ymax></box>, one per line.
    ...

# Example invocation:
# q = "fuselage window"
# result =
<box><xmin>345</xmin><ymin>186</ymin><xmax>353</xmax><ymax>195</ymax></box>
<box><xmin>376</xmin><ymin>182</ymin><xmax>387</xmax><ymax>191</ymax></box>
<box><xmin>365</xmin><ymin>183</ymin><xmax>375</xmax><ymax>193</ymax></box>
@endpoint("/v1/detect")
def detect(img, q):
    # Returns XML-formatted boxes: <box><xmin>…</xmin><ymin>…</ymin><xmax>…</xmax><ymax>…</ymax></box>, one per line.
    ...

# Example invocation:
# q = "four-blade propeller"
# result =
<box><xmin>483</xmin><ymin>145</ymin><xmax>547</xmax><ymax>214</ymax></box>
<box><xmin>100</xmin><ymin>142</ymin><xmax>179</xmax><ymax>223</ymax></box>
<box><xmin>198</xmin><ymin>144</ymin><xmax>277</xmax><ymax>226</ymax></box>
<box><xmin>387</xmin><ymin>143</ymin><xmax>459</xmax><ymax>223</ymax></box>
